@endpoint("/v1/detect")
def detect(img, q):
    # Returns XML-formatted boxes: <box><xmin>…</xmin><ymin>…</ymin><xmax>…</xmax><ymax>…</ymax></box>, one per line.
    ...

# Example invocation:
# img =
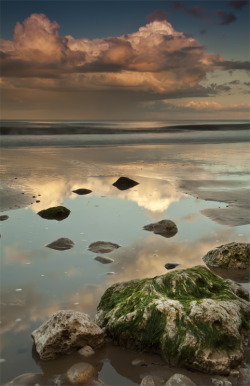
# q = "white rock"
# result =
<box><xmin>78</xmin><ymin>345</ymin><xmax>95</xmax><ymax>357</ymax></box>
<box><xmin>31</xmin><ymin>310</ymin><xmax>104</xmax><ymax>360</ymax></box>
<box><xmin>165</xmin><ymin>373</ymin><xmax>197</xmax><ymax>386</ymax></box>
<box><xmin>140</xmin><ymin>375</ymin><xmax>156</xmax><ymax>386</ymax></box>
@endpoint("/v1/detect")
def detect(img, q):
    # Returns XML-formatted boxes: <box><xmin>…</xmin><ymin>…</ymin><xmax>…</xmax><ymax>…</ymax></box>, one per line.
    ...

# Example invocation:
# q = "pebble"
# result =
<box><xmin>78</xmin><ymin>345</ymin><xmax>95</xmax><ymax>357</ymax></box>
<box><xmin>67</xmin><ymin>362</ymin><xmax>97</xmax><ymax>385</ymax></box>
<box><xmin>15</xmin><ymin>289</ymin><xmax>23</xmax><ymax>292</ymax></box>
<box><xmin>0</xmin><ymin>358</ymin><xmax>6</xmax><ymax>363</ymax></box>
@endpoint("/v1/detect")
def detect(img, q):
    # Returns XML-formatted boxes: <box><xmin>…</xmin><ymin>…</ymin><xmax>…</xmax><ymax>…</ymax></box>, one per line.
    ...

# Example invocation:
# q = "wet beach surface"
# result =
<box><xmin>0</xmin><ymin>142</ymin><xmax>249</xmax><ymax>385</ymax></box>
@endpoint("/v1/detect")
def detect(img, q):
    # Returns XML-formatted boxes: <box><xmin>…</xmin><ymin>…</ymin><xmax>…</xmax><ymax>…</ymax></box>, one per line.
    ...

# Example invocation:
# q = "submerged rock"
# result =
<box><xmin>38</xmin><ymin>206</ymin><xmax>70</xmax><ymax>221</ymax></box>
<box><xmin>166</xmin><ymin>374</ymin><xmax>197</xmax><ymax>386</ymax></box>
<box><xmin>0</xmin><ymin>215</ymin><xmax>9</xmax><ymax>221</ymax></box>
<box><xmin>112</xmin><ymin>176</ymin><xmax>139</xmax><ymax>190</ymax></box>
<box><xmin>140</xmin><ymin>375</ymin><xmax>156</xmax><ymax>386</ymax></box>
<box><xmin>32</xmin><ymin>310</ymin><xmax>104</xmax><ymax>360</ymax></box>
<box><xmin>203</xmin><ymin>242</ymin><xmax>250</xmax><ymax>269</ymax></box>
<box><xmin>67</xmin><ymin>362</ymin><xmax>97</xmax><ymax>385</ymax></box>
<box><xmin>95</xmin><ymin>256</ymin><xmax>114</xmax><ymax>264</ymax></box>
<box><xmin>88</xmin><ymin>241</ymin><xmax>120</xmax><ymax>254</ymax></box>
<box><xmin>95</xmin><ymin>266</ymin><xmax>250</xmax><ymax>375</ymax></box>
<box><xmin>46</xmin><ymin>237</ymin><xmax>75</xmax><ymax>251</ymax></box>
<box><xmin>72</xmin><ymin>188</ymin><xmax>92</xmax><ymax>195</ymax></box>
<box><xmin>143</xmin><ymin>220</ymin><xmax>178</xmax><ymax>238</ymax></box>
<box><xmin>5</xmin><ymin>373</ymin><xmax>46</xmax><ymax>385</ymax></box>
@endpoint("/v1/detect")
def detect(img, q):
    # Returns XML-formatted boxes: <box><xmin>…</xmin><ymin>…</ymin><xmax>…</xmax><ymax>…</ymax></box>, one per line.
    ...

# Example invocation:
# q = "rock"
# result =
<box><xmin>132</xmin><ymin>358</ymin><xmax>148</xmax><ymax>366</ymax></box>
<box><xmin>46</xmin><ymin>238</ymin><xmax>75</xmax><ymax>251</ymax></box>
<box><xmin>239</xmin><ymin>368</ymin><xmax>250</xmax><ymax>385</ymax></box>
<box><xmin>31</xmin><ymin>310</ymin><xmax>104</xmax><ymax>360</ymax></box>
<box><xmin>72</xmin><ymin>188</ymin><xmax>92</xmax><ymax>195</ymax></box>
<box><xmin>140</xmin><ymin>375</ymin><xmax>156</xmax><ymax>386</ymax></box>
<box><xmin>0</xmin><ymin>215</ymin><xmax>9</xmax><ymax>221</ymax></box>
<box><xmin>78</xmin><ymin>345</ymin><xmax>95</xmax><ymax>357</ymax></box>
<box><xmin>165</xmin><ymin>374</ymin><xmax>197</xmax><ymax>386</ymax></box>
<box><xmin>94</xmin><ymin>256</ymin><xmax>114</xmax><ymax>264</ymax></box>
<box><xmin>211</xmin><ymin>378</ymin><xmax>232</xmax><ymax>386</ymax></box>
<box><xmin>38</xmin><ymin>206</ymin><xmax>70</xmax><ymax>221</ymax></box>
<box><xmin>164</xmin><ymin>263</ymin><xmax>180</xmax><ymax>270</ymax></box>
<box><xmin>112</xmin><ymin>176</ymin><xmax>139</xmax><ymax>190</ymax></box>
<box><xmin>143</xmin><ymin>219</ymin><xmax>178</xmax><ymax>238</ymax></box>
<box><xmin>67</xmin><ymin>362</ymin><xmax>97</xmax><ymax>385</ymax></box>
<box><xmin>203</xmin><ymin>242</ymin><xmax>250</xmax><ymax>269</ymax></box>
<box><xmin>5</xmin><ymin>373</ymin><xmax>46</xmax><ymax>385</ymax></box>
<box><xmin>88</xmin><ymin>241</ymin><xmax>120</xmax><ymax>254</ymax></box>
<box><xmin>95</xmin><ymin>266</ymin><xmax>250</xmax><ymax>375</ymax></box>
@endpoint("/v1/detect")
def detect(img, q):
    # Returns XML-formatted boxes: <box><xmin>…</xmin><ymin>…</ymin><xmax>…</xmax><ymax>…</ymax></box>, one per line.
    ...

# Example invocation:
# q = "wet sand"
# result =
<box><xmin>0</xmin><ymin>143</ymin><xmax>249</xmax><ymax>385</ymax></box>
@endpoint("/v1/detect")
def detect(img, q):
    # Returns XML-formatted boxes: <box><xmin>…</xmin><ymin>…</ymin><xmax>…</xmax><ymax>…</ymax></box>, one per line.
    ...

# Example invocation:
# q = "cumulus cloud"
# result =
<box><xmin>163</xmin><ymin>99</ymin><xmax>250</xmax><ymax>112</ymax></box>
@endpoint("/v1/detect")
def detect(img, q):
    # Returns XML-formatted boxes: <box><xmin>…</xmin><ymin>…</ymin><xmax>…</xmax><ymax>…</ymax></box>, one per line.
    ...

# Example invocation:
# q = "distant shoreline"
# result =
<box><xmin>1</xmin><ymin>122</ymin><xmax>249</xmax><ymax>135</ymax></box>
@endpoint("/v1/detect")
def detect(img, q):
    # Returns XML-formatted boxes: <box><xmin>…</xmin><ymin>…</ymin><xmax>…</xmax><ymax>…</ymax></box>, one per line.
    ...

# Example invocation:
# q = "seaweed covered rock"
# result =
<box><xmin>38</xmin><ymin>206</ymin><xmax>70</xmax><ymax>221</ymax></box>
<box><xmin>203</xmin><ymin>242</ymin><xmax>250</xmax><ymax>269</ymax></box>
<box><xmin>32</xmin><ymin>310</ymin><xmax>104</xmax><ymax>360</ymax></box>
<box><xmin>143</xmin><ymin>220</ymin><xmax>178</xmax><ymax>238</ymax></box>
<box><xmin>95</xmin><ymin>266</ymin><xmax>250</xmax><ymax>375</ymax></box>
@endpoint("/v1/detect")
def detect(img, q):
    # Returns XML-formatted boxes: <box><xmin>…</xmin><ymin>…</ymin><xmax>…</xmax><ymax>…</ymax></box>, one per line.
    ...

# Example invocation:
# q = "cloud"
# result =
<box><xmin>147</xmin><ymin>9</ymin><xmax>169</xmax><ymax>22</ymax></box>
<box><xmin>163</xmin><ymin>99</ymin><xmax>250</xmax><ymax>112</ymax></box>
<box><xmin>215</xmin><ymin>10</ymin><xmax>237</xmax><ymax>25</ymax></box>
<box><xmin>228</xmin><ymin>1</ymin><xmax>248</xmax><ymax>10</ymax></box>
<box><xmin>199</xmin><ymin>29</ymin><xmax>207</xmax><ymax>35</ymax></box>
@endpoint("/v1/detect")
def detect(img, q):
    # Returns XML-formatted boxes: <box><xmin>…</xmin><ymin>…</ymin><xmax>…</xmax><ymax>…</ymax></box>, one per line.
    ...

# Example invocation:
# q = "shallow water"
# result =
<box><xmin>0</xmin><ymin>142</ymin><xmax>250</xmax><ymax>385</ymax></box>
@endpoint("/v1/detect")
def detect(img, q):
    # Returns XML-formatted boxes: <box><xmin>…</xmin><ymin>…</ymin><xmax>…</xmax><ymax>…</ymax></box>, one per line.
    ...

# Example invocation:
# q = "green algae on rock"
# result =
<box><xmin>37</xmin><ymin>206</ymin><xmax>70</xmax><ymax>221</ymax></box>
<box><xmin>202</xmin><ymin>242</ymin><xmax>250</xmax><ymax>269</ymax></box>
<box><xmin>95</xmin><ymin>266</ymin><xmax>250</xmax><ymax>375</ymax></box>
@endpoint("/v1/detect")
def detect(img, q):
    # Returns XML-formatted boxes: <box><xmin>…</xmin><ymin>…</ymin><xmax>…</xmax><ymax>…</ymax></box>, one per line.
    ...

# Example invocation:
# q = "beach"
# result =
<box><xmin>0</xmin><ymin>123</ymin><xmax>250</xmax><ymax>385</ymax></box>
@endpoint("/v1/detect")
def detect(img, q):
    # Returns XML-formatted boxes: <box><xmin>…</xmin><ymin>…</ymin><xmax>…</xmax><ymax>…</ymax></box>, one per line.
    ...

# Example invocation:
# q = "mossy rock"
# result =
<box><xmin>95</xmin><ymin>266</ymin><xmax>250</xmax><ymax>375</ymax></box>
<box><xmin>38</xmin><ymin>206</ymin><xmax>70</xmax><ymax>221</ymax></box>
<box><xmin>202</xmin><ymin>242</ymin><xmax>250</xmax><ymax>269</ymax></box>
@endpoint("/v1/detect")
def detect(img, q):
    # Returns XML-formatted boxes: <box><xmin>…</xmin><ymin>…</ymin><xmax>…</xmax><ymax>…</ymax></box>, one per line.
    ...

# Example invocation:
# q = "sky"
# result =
<box><xmin>0</xmin><ymin>0</ymin><xmax>249</xmax><ymax>121</ymax></box>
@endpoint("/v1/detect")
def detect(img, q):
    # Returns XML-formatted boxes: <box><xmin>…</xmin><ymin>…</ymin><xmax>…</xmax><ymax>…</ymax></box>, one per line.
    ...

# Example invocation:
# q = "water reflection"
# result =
<box><xmin>0</xmin><ymin>145</ymin><xmax>249</xmax><ymax>385</ymax></box>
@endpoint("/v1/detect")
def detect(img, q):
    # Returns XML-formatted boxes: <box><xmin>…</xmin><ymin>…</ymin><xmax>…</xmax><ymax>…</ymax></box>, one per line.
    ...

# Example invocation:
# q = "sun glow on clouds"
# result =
<box><xmin>0</xmin><ymin>13</ymin><xmax>249</xmax><ymax>119</ymax></box>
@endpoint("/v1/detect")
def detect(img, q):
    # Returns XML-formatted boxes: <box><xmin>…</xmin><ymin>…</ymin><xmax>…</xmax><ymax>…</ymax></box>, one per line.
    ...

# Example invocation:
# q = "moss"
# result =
<box><xmin>38</xmin><ymin>206</ymin><xmax>70</xmax><ymax>221</ymax></box>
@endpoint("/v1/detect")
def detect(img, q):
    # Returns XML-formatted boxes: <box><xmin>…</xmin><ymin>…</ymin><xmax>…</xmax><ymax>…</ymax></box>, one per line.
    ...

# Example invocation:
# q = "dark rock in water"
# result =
<box><xmin>31</xmin><ymin>310</ymin><xmax>104</xmax><ymax>360</ymax></box>
<box><xmin>88</xmin><ymin>241</ymin><xmax>120</xmax><ymax>254</ymax></box>
<box><xmin>46</xmin><ymin>237</ymin><xmax>75</xmax><ymax>251</ymax></box>
<box><xmin>95</xmin><ymin>255</ymin><xmax>114</xmax><ymax>264</ymax></box>
<box><xmin>165</xmin><ymin>263</ymin><xmax>180</xmax><ymax>270</ymax></box>
<box><xmin>38</xmin><ymin>206</ymin><xmax>70</xmax><ymax>221</ymax></box>
<box><xmin>0</xmin><ymin>215</ymin><xmax>9</xmax><ymax>221</ymax></box>
<box><xmin>143</xmin><ymin>219</ymin><xmax>178</xmax><ymax>238</ymax></box>
<box><xmin>203</xmin><ymin>242</ymin><xmax>250</xmax><ymax>269</ymax></box>
<box><xmin>72</xmin><ymin>188</ymin><xmax>92</xmax><ymax>195</ymax></box>
<box><xmin>112</xmin><ymin>176</ymin><xmax>139</xmax><ymax>190</ymax></box>
<box><xmin>95</xmin><ymin>266</ymin><xmax>250</xmax><ymax>375</ymax></box>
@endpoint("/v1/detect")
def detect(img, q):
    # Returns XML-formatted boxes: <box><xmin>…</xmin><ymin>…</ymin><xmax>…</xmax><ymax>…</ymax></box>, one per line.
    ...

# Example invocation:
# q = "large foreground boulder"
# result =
<box><xmin>143</xmin><ymin>219</ymin><xmax>178</xmax><ymax>238</ymax></box>
<box><xmin>203</xmin><ymin>242</ymin><xmax>250</xmax><ymax>269</ymax></box>
<box><xmin>95</xmin><ymin>266</ymin><xmax>250</xmax><ymax>375</ymax></box>
<box><xmin>32</xmin><ymin>310</ymin><xmax>104</xmax><ymax>360</ymax></box>
<box><xmin>38</xmin><ymin>206</ymin><xmax>70</xmax><ymax>221</ymax></box>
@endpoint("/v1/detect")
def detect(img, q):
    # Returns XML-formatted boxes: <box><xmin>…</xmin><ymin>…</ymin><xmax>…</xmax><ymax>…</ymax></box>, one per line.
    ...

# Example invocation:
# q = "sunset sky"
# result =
<box><xmin>1</xmin><ymin>0</ymin><xmax>249</xmax><ymax>120</ymax></box>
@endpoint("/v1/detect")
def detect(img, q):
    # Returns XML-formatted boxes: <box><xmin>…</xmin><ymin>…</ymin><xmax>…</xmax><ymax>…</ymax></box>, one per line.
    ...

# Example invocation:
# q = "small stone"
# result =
<box><xmin>230</xmin><ymin>369</ymin><xmax>239</xmax><ymax>377</ymax></box>
<box><xmin>164</xmin><ymin>263</ymin><xmax>180</xmax><ymax>270</ymax></box>
<box><xmin>0</xmin><ymin>215</ymin><xmax>9</xmax><ymax>221</ymax></box>
<box><xmin>78</xmin><ymin>345</ymin><xmax>95</xmax><ymax>357</ymax></box>
<box><xmin>95</xmin><ymin>256</ymin><xmax>114</xmax><ymax>264</ymax></box>
<box><xmin>4</xmin><ymin>373</ymin><xmax>45</xmax><ymax>385</ymax></box>
<box><xmin>46</xmin><ymin>237</ymin><xmax>75</xmax><ymax>251</ymax></box>
<box><xmin>38</xmin><ymin>206</ymin><xmax>70</xmax><ymax>221</ymax></box>
<box><xmin>72</xmin><ymin>188</ymin><xmax>92</xmax><ymax>195</ymax></box>
<box><xmin>132</xmin><ymin>358</ymin><xmax>148</xmax><ymax>366</ymax></box>
<box><xmin>165</xmin><ymin>373</ymin><xmax>197</xmax><ymax>386</ymax></box>
<box><xmin>112</xmin><ymin>176</ymin><xmax>139</xmax><ymax>190</ymax></box>
<box><xmin>67</xmin><ymin>362</ymin><xmax>97</xmax><ymax>385</ymax></box>
<box><xmin>36</xmin><ymin>200</ymin><xmax>40</xmax><ymax>203</ymax></box>
<box><xmin>143</xmin><ymin>219</ymin><xmax>178</xmax><ymax>238</ymax></box>
<box><xmin>88</xmin><ymin>241</ymin><xmax>120</xmax><ymax>254</ymax></box>
<box><xmin>107</xmin><ymin>272</ymin><xmax>115</xmax><ymax>275</ymax></box>
<box><xmin>140</xmin><ymin>375</ymin><xmax>155</xmax><ymax>386</ymax></box>
<box><xmin>0</xmin><ymin>358</ymin><xmax>6</xmax><ymax>363</ymax></box>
